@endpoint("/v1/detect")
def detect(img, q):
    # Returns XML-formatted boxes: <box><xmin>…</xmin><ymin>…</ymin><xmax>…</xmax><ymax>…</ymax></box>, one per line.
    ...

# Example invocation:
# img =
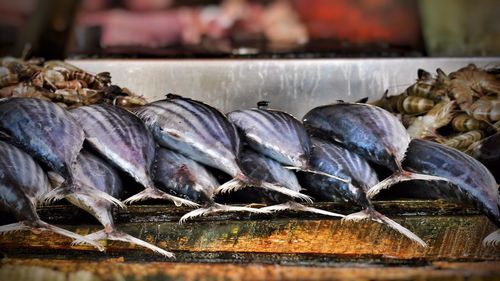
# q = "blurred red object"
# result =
<box><xmin>294</xmin><ymin>0</ymin><xmax>421</xmax><ymax>46</ymax></box>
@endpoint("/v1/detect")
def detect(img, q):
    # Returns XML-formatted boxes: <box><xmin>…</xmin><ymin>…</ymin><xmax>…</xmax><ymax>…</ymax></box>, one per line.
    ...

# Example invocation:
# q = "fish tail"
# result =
<box><xmin>123</xmin><ymin>188</ymin><xmax>199</xmax><ymax>207</ymax></box>
<box><xmin>366</xmin><ymin>171</ymin><xmax>450</xmax><ymax>199</ymax></box>
<box><xmin>260</xmin><ymin>201</ymin><xmax>345</xmax><ymax>218</ymax></box>
<box><xmin>25</xmin><ymin>220</ymin><xmax>105</xmax><ymax>251</ymax></box>
<box><xmin>342</xmin><ymin>209</ymin><xmax>428</xmax><ymax>247</ymax></box>
<box><xmin>74</xmin><ymin>229</ymin><xmax>175</xmax><ymax>258</ymax></box>
<box><xmin>482</xmin><ymin>229</ymin><xmax>500</xmax><ymax>247</ymax></box>
<box><xmin>260</xmin><ymin>181</ymin><xmax>314</xmax><ymax>203</ymax></box>
<box><xmin>44</xmin><ymin>181</ymin><xmax>126</xmax><ymax>209</ymax></box>
<box><xmin>214</xmin><ymin>178</ymin><xmax>246</xmax><ymax>194</ymax></box>
<box><xmin>179</xmin><ymin>203</ymin><xmax>268</xmax><ymax>224</ymax></box>
<box><xmin>283</xmin><ymin>166</ymin><xmax>350</xmax><ymax>184</ymax></box>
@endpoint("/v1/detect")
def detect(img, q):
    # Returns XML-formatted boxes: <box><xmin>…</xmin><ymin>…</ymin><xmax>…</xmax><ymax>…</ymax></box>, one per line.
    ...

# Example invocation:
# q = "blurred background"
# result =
<box><xmin>0</xmin><ymin>0</ymin><xmax>499</xmax><ymax>59</ymax></box>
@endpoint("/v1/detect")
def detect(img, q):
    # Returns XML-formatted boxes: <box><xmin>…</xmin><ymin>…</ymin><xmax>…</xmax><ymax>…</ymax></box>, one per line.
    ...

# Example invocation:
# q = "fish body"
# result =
<box><xmin>403</xmin><ymin>139</ymin><xmax>499</xmax><ymax>226</ymax></box>
<box><xmin>134</xmin><ymin>94</ymin><xmax>241</xmax><ymax>177</ymax></box>
<box><xmin>134</xmin><ymin>95</ymin><xmax>310</xmax><ymax>201</ymax></box>
<box><xmin>153</xmin><ymin>147</ymin><xmax>218</xmax><ymax>204</ymax></box>
<box><xmin>62</xmin><ymin>149</ymin><xmax>174</xmax><ymax>257</ymax></box>
<box><xmin>301</xmin><ymin>138</ymin><xmax>377</xmax><ymax>207</ymax></box>
<box><xmin>228</xmin><ymin>108</ymin><xmax>311</xmax><ymax>168</ymax></box>
<box><xmin>70</xmin><ymin>103</ymin><xmax>156</xmax><ymax>190</ymax></box>
<box><xmin>0</xmin><ymin>98</ymin><xmax>84</xmax><ymax>190</ymax></box>
<box><xmin>303</xmin><ymin>102</ymin><xmax>409</xmax><ymax>172</ymax></box>
<box><xmin>0</xmin><ymin>140</ymin><xmax>103</xmax><ymax>250</ymax></box>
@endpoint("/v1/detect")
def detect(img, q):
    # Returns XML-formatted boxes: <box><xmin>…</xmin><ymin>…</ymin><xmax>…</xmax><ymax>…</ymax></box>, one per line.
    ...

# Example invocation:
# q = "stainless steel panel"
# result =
<box><xmin>68</xmin><ymin>58</ymin><xmax>500</xmax><ymax>118</ymax></box>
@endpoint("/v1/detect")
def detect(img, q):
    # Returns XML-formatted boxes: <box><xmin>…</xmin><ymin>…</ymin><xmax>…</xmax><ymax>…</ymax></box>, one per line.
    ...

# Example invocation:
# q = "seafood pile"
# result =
<box><xmin>0</xmin><ymin>57</ymin><xmax>146</xmax><ymax>108</ymax></box>
<box><xmin>0</xmin><ymin>94</ymin><xmax>498</xmax><ymax>257</ymax></box>
<box><xmin>372</xmin><ymin>64</ymin><xmax>500</xmax><ymax>160</ymax></box>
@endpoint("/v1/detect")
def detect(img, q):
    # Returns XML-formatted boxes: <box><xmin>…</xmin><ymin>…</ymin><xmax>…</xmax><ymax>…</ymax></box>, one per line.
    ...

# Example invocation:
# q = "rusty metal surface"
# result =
<box><xmin>68</xmin><ymin>58</ymin><xmax>500</xmax><ymax>118</ymax></box>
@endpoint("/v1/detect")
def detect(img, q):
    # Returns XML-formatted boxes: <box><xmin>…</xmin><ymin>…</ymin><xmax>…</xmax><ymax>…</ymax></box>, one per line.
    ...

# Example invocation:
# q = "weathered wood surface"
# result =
<box><xmin>0</xmin><ymin>200</ymin><xmax>498</xmax><ymax>264</ymax></box>
<box><xmin>1</xmin><ymin>259</ymin><xmax>500</xmax><ymax>281</ymax></box>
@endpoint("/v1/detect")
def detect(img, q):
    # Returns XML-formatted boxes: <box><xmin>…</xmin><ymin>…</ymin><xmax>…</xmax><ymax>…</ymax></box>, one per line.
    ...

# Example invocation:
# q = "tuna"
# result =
<box><xmin>153</xmin><ymin>148</ymin><xmax>266</xmax><ymax>223</ymax></box>
<box><xmin>239</xmin><ymin>148</ymin><xmax>345</xmax><ymax>218</ymax></box>
<box><xmin>227</xmin><ymin>102</ymin><xmax>349</xmax><ymax>185</ymax></box>
<box><xmin>369</xmin><ymin>139</ymin><xmax>499</xmax><ymax>246</ymax></box>
<box><xmin>70</xmin><ymin>103</ymin><xmax>195</xmax><ymax>207</ymax></box>
<box><xmin>133</xmin><ymin>94</ymin><xmax>310</xmax><ymax>201</ymax></box>
<box><xmin>301</xmin><ymin>138</ymin><xmax>427</xmax><ymax>247</ymax></box>
<box><xmin>0</xmin><ymin>140</ymin><xmax>103</xmax><ymax>251</ymax></box>
<box><xmin>50</xmin><ymin>149</ymin><xmax>174</xmax><ymax>257</ymax></box>
<box><xmin>0</xmin><ymin>98</ymin><xmax>120</xmax><ymax>206</ymax></box>
<box><xmin>303</xmin><ymin>101</ymin><xmax>447</xmax><ymax>194</ymax></box>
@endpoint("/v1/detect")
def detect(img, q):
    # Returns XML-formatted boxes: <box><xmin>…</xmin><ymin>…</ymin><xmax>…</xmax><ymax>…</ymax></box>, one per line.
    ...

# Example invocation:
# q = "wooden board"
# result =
<box><xmin>0</xmin><ymin>200</ymin><xmax>499</xmax><ymax>280</ymax></box>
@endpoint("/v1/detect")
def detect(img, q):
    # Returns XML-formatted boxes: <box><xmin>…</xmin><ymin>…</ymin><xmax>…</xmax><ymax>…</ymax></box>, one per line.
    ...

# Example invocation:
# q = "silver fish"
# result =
<box><xmin>227</xmin><ymin>104</ymin><xmax>348</xmax><ymax>183</ymax></box>
<box><xmin>390</xmin><ymin>139</ymin><xmax>499</xmax><ymax>246</ymax></box>
<box><xmin>0</xmin><ymin>98</ymin><xmax>119</xmax><ymax>206</ymax></box>
<box><xmin>50</xmin><ymin>150</ymin><xmax>174</xmax><ymax>257</ymax></box>
<box><xmin>303</xmin><ymin>102</ymin><xmax>447</xmax><ymax>195</ymax></box>
<box><xmin>133</xmin><ymin>94</ymin><xmax>310</xmax><ymax>202</ymax></box>
<box><xmin>153</xmin><ymin>147</ymin><xmax>266</xmax><ymax>223</ymax></box>
<box><xmin>239</xmin><ymin>148</ymin><xmax>344</xmax><ymax>218</ymax></box>
<box><xmin>70</xmin><ymin>103</ymin><xmax>194</xmax><ymax>207</ymax></box>
<box><xmin>301</xmin><ymin>138</ymin><xmax>427</xmax><ymax>247</ymax></box>
<box><xmin>0</xmin><ymin>140</ymin><xmax>103</xmax><ymax>251</ymax></box>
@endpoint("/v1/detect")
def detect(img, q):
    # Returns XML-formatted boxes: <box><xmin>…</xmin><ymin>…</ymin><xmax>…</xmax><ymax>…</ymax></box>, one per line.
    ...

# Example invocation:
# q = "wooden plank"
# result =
<box><xmin>1</xmin><ymin>259</ymin><xmax>499</xmax><ymax>281</ymax></box>
<box><xmin>0</xmin><ymin>200</ymin><xmax>498</xmax><ymax>263</ymax></box>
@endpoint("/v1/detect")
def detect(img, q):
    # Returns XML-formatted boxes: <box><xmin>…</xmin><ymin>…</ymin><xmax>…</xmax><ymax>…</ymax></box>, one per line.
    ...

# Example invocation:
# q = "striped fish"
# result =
<box><xmin>0</xmin><ymin>140</ymin><xmax>103</xmax><ymax>251</ymax></box>
<box><xmin>228</xmin><ymin>106</ymin><xmax>348</xmax><ymax>183</ymax></box>
<box><xmin>304</xmin><ymin>102</ymin><xmax>447</xmax><ymax>197</ymax></box>
<box><xmin>301</xmin><ymin>138</ymin><xmax>427</xmax><ymax>247</ymax></box>
<box><xmin>239</xmin><ymin>148</ymin><xmax>344</xmax><ymax>218</ymax></box>
<box><xmin>133</xmin><ymin>94</ymin><xmax>310</xmax><ymax>201</ymax></box>
<box><xmin>154</xmin><ymin>147</ymin><xmax>267</xmax><ymax>223</ymax></box>
<box><xmin>0</xmin><ymin>98</ymin><xmax>119</xmax><ymax>206</ymax></box>
<box><xmin>70</xmin><ymin>103</ymin><xmax>195</xmax><ymax>207</ymax></box>
<box><xmin>54</xmin><ymin>149</ymin><xmax>174</xmax><ymax>257</ymax></box>
<box><xmin>400</xmin><ymin>139</ymin><xmax>499</xmax><ymax>246</ymax></box>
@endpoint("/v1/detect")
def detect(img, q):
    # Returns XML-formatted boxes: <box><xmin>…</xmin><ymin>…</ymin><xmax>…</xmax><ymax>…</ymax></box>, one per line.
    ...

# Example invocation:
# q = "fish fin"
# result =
<box><xmin>17</xmin><ymin>220</ymin><xmax>105</xmax><ymax>251</ymax></box>
<box><xmin>78</xmin><ymin>230</ymin><xmax>175</xmax><ymax>258</ymax></box>
<box><xmin>42</xmin><ymin>185</ymin><xmax>126</xmax><ymax>210</ymax></box>
<box><xmin>355</xmin><ymin>97</ymin><xmax>369</xmax><ymax>104</ymax></box>
<box><xmin>366</xmin><ymin>171</ymin><xmax>450</xmax><ymax>199</ymax></box>
<box><xmin>483</xmin><ymin>229</ymin><xmax>500</xmax><ymax>247</ymax></box>
<box><xmin>342</xmin><ymin>209</ymin><xmax>427</xmax><ymax>247</ymax></box>
<box><xmin>283</xmin><ymin>166</ymin><xmax>350</xmax><ymax>184</ymax></box>
<box><xmin>179</xmin><ymin>203</ymin><xmax>268</xmax><ymax>224</ymax></box>
<box><xmin>123</xmin><ymin>188</ymin><xmax>199</xmax><ymax>207</ymax></box>
<box><xmin>260</xmin><ymin>182</ymin><xmax>314</xmax><ymax>203</ymax></box>
<box><xmin>261</xmin><ymin>202</ymin><xmax>345</xmax><ymax>218</ymax></box>
<box><xmin>0</xmin><ymin>222</ymin><xmax>32</xmax><ymax>235</ymax></box>
<box><xmin>215</xmin><ymin>178</ymin><xmax>246</xmax><ymax>194</ymax></box>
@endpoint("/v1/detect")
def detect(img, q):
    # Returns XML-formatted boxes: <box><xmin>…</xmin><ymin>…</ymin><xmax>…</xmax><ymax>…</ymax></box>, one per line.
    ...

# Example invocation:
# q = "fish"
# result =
<box><xmin>377</xmin><ymin>139</ymin><xmax>499</xmax><ymax>246</ymax></box>
<box><xmin>70</xmin><ymin>103</ymin><xmax>195</xmax><ymax>207</ymax></box>
<box><xmin>0</xmin><ymin>98</ymin><xmax>120</xmax><ymax>206</ymax></box>
<box><xmin>49</xmin><ymin>149</ymin><xmax>174</xmax><ymax>257</ymax></box>
<box><xmin>133</xmin><ymin>94</ymin><xmax>310</xmax><ymax>201</ymax></box>
<box><xmin>300</xmin><ymin>138</ymin><xmax>427</xmax><ymax>247</ymax></box>
<box><xmin>238</xmin><ymin>148</ymin><xmax>344</xmax><ymax>218</ymax></box>
<box><xmin>0</xmin><ymin>140</ymin><xmax>103</xmax><ymax>251</ymax></box>
<box><xmin>153</xmin><ymin>147</ymin><xmax>267</xmax><ymax>223</ymax></box>
<box><xmin>303</xmin><ymin>101</ymin><xmax>448</xmax><ymax>196</ymax></box>
<box><xmin>227</xmin><ymin>102</ymin><xmax>349</xmax><ymax>184</ymax></box>
<box><xmin>469</xmin><ymin>132</ymin><xmax>499</xmax><ymax>182</ymax></box>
